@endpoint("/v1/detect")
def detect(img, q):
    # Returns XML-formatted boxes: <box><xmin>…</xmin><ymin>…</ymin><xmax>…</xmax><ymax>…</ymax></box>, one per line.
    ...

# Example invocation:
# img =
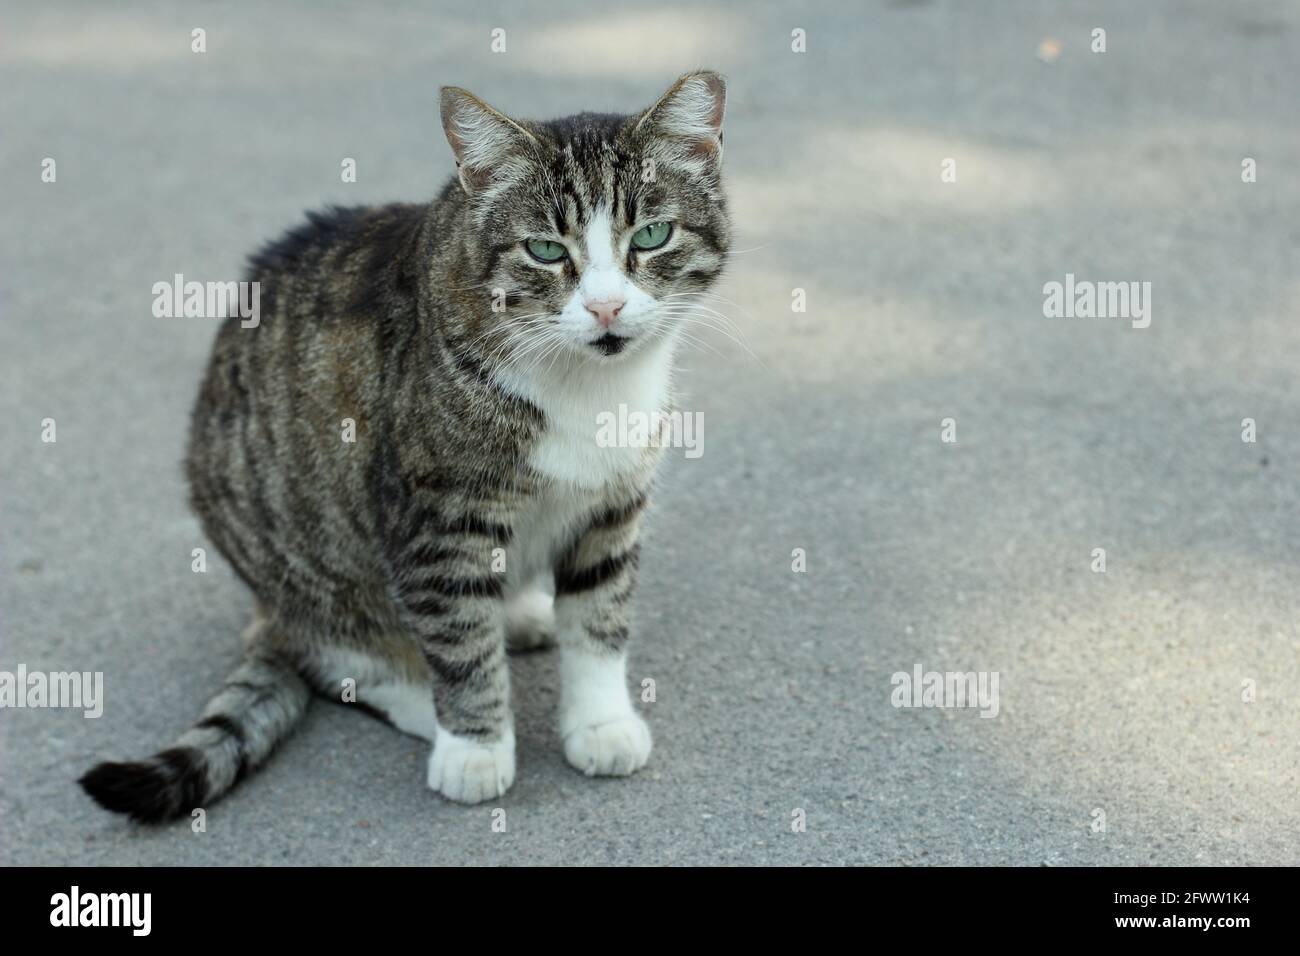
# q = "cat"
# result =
<box><xmin>79</xmin><ymin>71</ymin><xmax>731</xmax><ymax>818</ymax></box>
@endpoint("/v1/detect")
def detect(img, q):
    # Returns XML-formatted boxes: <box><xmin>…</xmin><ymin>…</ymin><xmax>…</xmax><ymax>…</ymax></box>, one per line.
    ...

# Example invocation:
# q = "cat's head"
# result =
<box><xmin>438</xmin><ymin>71</ymin><xmax>730</xmax><ymax>363</ymax></box>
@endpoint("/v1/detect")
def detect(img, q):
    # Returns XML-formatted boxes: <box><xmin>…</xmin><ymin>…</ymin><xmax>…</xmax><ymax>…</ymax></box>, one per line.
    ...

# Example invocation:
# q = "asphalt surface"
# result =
<box><xmin>2</xmin><ymin>0</ymin><xmax>1299</xmax><ymax>865</ymax></box>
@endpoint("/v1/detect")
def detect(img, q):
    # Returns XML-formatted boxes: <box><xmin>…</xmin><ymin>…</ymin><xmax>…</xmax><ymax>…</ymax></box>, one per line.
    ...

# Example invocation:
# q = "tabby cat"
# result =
<box><xmin>79</xmin><ymin>71</ymin><xmax>730</xmax><ymax>818</ymax></box>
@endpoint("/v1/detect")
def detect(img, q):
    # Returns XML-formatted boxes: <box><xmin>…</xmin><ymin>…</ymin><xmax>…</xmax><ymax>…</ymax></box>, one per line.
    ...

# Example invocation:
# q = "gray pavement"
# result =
<box><xmin>2</xmin><ymin>0</ymin><xmax>1299</xmax><ymax>865</ymax></box>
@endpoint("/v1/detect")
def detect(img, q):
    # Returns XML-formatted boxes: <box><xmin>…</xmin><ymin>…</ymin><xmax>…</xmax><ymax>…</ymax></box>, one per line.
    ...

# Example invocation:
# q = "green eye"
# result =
<box><xmin>525</xmin><ymin>239</ymin><xmax>567</xmax><ymax>263</ymax></box>
<box><xmin>631</xmin><ymin>222</ymin><xmax>672</xmax><ymax>251</ymax></box>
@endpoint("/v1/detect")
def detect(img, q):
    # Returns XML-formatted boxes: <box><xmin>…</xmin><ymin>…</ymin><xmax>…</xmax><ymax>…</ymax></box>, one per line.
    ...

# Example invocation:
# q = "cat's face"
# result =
<box><xmin>440</xmin><ymin>72</ymin><xmax>730</xmax><ymax>363</ymax></box>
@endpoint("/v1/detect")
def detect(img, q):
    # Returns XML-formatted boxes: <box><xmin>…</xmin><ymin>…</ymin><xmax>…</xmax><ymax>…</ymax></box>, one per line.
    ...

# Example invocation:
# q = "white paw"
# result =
<box><xmin>505</xmin><ymin>587</ymin><xmax>555</xmax><ymax>651</ymax></box>
<box><xmin>427</xmin><ymin>727</ymin><xmax>515</xmax><ymax>803</ymax></box>
<box><xmin>563</xmin><ymin>714</ymin><xmax>652</xmax><ymax>777</ymax></box>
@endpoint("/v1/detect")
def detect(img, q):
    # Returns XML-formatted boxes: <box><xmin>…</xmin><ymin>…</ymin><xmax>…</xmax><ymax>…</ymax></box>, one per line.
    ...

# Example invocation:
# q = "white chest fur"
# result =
<box><xmin>496</xmin><ymin>334</ymin><xmax>677</xmax><ymax>491</ymax></box>
<box><xmin>494</xmin><ymin>335</ymin><xmax>676</xmax><ymax>589</ymax></box>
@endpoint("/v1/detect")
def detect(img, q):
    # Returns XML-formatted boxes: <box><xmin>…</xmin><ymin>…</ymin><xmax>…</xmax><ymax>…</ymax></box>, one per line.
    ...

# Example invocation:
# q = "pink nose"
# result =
<box><xmin>585</xmin><ymin>298</ymin><xmax>625</xmax><ymax>329</ymax></box>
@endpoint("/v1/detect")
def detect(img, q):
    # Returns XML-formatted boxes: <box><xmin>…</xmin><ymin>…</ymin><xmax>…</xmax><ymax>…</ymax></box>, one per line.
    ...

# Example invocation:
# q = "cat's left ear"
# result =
<box><xmin>636</xmin><ymin>71</ymin><xmax>727</xmax><ymax>174</ymax></box>
<box><xmin>440</xmin><ymin>86</ymin><xmax>537</xmax><ymax>195</ymax></box>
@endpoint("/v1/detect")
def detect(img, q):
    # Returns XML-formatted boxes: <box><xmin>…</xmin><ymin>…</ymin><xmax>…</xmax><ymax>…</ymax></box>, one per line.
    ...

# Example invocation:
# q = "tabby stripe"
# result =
<box><xmin>406</xmin><ymin>564</ymin><xmax>486</xmax><ymax>594</ymax></box>
<box><xmin>440</xmin><ymin>617</ymin><xmax>489</xmax><ymax>635</ymax></box>
<box><xmin>227</xmin><ymin>362</ymin><xmax>250</xmax><ymax>412</ymax></box>
<box><xmin>405</xmin><ymin>593</ymin><xmax>452</xmax><ymax>618</ymax></box>
<box><xmin>586</xmin><ymin>624</ymin><xmax>630</xmax><ymax>648</ymax></box>
<box><xmin>157</xmin><ymin>746</ymin><xmax>209</xmax><ymax>808</ymax></box>
<box><xmin>683</xmin><ymin>267</ymin><xmax>722</xmax><ymax>285</ymax></box>
<box><xmin>438</xmin><ymin>512</ymin><xmax>512</xmax><ymax>542</ymax></box>
<box><xmin>198</xmin><ymin>713</ymin><xmax>254</xmax><ymax>780</ymax></box>
<box><xmin>556</xmin><ymin>545</ymin><xmax>640</xmax><ymax>595</ymax></box>
<box><xmin>401</xmin><ymin>506</ymin><xmax>443</xmax><ymax>540</ymax></box>
<box><xmin>402</xmin><ymin>540</ymin><xmax>469</xmax><ymax>568</ymax></box>
<box><xmin>450</xmin><ymin>722</ymin><xmax>501</xmax><ymax>740</ymax></box>
<box><xmin>425</xmin><ymin>575</ymin><xmax>504</xmax><ymax>599</ymax></box>
<box><xmin>482</xmin><ymin>241</ymin><xmax>516</xmax><ymax>280</ymax></box>
<box><xmin>591</xmin><ymin>493</ymin><xmax>648</xmax><ymax>531</ymax></box>
<box><xmin>609</xmin><ymin>578</ymin><xmax>637</xmax><ymax>605</ymax></box>
<box><xmin>449</xmin><ymin>697</ymin><xmax>510</xmax><ymax>727</ymax></box>
<box><xmin>196</xmin><ymin>714</ymin><xmax>247</xmax><ymax>745</ymax></box>
<box><xmin>424</xmin><ymin>648</ymin><xmax>496</xmax><ymax>686</ymax></box>
<box><xmin>680</xmin><ymin>222</ymin><xmax>725</xmax><ymax>253</ymax></box>
<box><xmin>561</xmin><ymin>181</ymin><xmax>586</xmax><ymax>226</ymax></box>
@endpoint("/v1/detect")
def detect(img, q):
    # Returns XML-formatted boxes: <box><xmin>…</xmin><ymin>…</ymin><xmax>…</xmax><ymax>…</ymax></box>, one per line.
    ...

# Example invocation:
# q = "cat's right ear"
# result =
<box><xmin>440</xmin><ymin>87</ymin><xmax>536</xmax><ymax>195</ymax></box>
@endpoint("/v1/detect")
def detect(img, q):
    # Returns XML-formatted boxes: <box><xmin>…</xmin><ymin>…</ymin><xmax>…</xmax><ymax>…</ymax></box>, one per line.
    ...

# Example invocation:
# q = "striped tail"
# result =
<box><xmin>79</xmin><ymin>649</ymin><xmax>311</xmax><ymax>823</ymax></box>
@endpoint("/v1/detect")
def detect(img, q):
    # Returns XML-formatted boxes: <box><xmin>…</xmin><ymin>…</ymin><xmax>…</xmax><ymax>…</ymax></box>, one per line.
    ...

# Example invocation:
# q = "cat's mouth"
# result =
<box><xmin>588</xmin><ymin>332</ymin><xmax>630</xmax><ymax>356</ymax></box>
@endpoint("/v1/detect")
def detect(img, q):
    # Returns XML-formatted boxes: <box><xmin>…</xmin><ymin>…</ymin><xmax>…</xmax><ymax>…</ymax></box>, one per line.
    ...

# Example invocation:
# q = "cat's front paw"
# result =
<box><xmin>563</xmin><ymin>714</ymin><xmax>652</xmax><ymax>777</ymax></box>
<box><xmin>427</xmin><ymin>728</ymin><xmax>515</xmax><ymax>803</ymax></box>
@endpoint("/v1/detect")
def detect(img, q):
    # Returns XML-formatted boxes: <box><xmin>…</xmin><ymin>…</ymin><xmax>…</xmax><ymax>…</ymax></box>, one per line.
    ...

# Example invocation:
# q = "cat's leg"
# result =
<box><xmin>386</xmin><ymin>503</ymin><xmax>516</xmax><ymax>804</ymax></box>
<box><xmin>553</xmin><ymin>498</ymin><xmax>651</xmax><ymax>777</ymax></box>
<box><xmin>419</xmin><ymin>588</ymin><xmax>514</xmax><ymax>804</ymax></box>
<box><xmin>505</xmin><ymin>575</ymin><xmax>556</xmax><ymax>651</ymax></box>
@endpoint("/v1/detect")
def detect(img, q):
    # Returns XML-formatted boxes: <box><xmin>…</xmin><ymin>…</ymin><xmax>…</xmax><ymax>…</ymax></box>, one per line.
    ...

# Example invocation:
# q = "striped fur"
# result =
<box><xmin>80</xmin><ymin>72</ymin><xmax>730</xmax><ymax>818</ymax></box>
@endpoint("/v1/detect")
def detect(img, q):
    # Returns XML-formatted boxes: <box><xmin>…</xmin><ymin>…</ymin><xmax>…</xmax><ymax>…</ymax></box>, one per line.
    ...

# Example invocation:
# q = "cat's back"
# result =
<box><xmin>185</xmin><ymin>201</ymin><xmax>429</xmax><ymax>606</ymax></box>
<box><xmin>193</xmin><ymin>201</ymin><xmax>429</xmax><ymax>442</ymax></box>
<box><xmin>247</xmin><ymin>202</ymin><xmax>426</xmax><ymax>310</ymax></box>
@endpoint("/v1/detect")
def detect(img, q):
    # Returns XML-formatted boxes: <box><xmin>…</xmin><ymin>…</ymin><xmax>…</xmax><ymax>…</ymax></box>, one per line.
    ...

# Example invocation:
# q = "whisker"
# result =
<box><xmin>652</xmin><ymin>309</ymin><xmax>763</xmax><ymax>366</ymax></box>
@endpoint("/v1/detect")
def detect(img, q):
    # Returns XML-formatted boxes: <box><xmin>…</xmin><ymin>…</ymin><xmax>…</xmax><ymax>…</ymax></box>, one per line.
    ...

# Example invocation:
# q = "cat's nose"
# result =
<box><xmin>584</xmin><ymin>298</ymin><xmax>625</xmax><ymax>329</ymax></box>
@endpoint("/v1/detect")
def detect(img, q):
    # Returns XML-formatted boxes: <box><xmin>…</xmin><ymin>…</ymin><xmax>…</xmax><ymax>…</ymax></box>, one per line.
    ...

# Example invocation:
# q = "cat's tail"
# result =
<box><xmin>79</xmin><ymin>647</ymin><xmax>311</xmax><ymax>823</ymax></box>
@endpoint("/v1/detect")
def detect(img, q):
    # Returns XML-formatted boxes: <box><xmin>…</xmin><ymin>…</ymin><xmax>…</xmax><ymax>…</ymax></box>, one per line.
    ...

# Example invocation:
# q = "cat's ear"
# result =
<box><xmin>636</xmin><ymin>71</ymin><xmax>727</xmax><ymax>174</ymax></box>
<box><xmin>440</xmin><ymin>87</ymin><xmax>537</xmax><ymax>194</ymax></box>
